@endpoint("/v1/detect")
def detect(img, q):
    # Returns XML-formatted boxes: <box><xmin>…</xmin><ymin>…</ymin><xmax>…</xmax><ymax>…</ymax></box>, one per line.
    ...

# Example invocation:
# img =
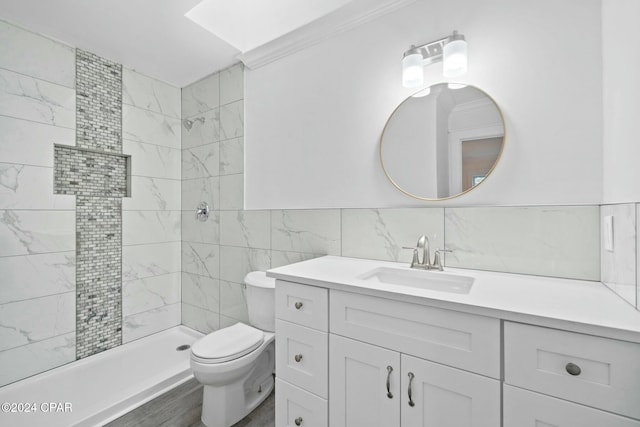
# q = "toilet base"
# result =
<box><xmin>199</xmin><ymin>341</ymin><xmax>275</xmax><ymax>427</ymax></box>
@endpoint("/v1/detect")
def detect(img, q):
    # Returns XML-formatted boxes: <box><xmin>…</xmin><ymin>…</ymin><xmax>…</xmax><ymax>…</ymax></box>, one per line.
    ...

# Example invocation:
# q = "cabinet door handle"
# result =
<box><xmin>294</xmin><ymin>354</ymin><xmax>303</xmax><ymax>363</ymax></box>
<box><xmin>407</xmin><ymin>372</ymin><xmax>415</xmax><ymax>407</ymax></box>
<box><xmin>386</xmin><ymin>365</ymin><xmax>394</xmax><ymax>398</ymax></box>
<box><xmin>294</xmin><ymin>416</ymin><xmax>303</xmax><ymax>426</ymax></box>
<box><xmin>294</xmin><ymin>301</ymin><xmax>303</xmax><ymax>310</ymax></box>
<box><xmin>565</xmin><ymin>362</ymin><xmax>582</xmax><ymax>376</ymax></box>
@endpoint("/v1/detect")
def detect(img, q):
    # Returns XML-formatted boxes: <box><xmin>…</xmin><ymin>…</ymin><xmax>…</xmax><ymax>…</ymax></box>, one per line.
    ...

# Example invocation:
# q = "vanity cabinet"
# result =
<box><xmin>275</xmin><ymin>280</ymin><xmax>501</xmax><ymax>427</ymax></box>
<box><xmin>271</xmin><ymin>257</ymin><xmax>640</xmax><ymax>427</ymax></box>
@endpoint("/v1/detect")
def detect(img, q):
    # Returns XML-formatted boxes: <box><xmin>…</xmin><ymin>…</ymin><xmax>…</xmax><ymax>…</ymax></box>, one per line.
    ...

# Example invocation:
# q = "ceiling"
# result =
<box><xmin>0</xmin><ymin>0</ymin><xmax>362</xmax><ymax>87</ymax></box>
<box><xmin>185</xmin><ymin>0</ymin><xmax>352</xmax><ymax>53</ymax></box>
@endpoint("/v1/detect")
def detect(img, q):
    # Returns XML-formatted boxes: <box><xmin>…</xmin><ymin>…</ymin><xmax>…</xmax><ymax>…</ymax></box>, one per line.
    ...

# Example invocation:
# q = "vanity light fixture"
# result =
<box><xmin>411</xmin><ymin>87</ymin><xmax>431</xmax><ymax>98</ymax></box>
<box><xmin>402</xmin><ymin>30</ymin><xmax>467</xmax><ymax>88</ymax></box>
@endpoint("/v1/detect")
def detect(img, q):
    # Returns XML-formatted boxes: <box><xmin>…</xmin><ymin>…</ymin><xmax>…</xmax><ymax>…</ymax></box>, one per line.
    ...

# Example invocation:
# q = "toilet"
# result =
<box><xmin>190</xmin><ymin>271</ymin><xmax>276</xmax><ymax>427</ymax></box>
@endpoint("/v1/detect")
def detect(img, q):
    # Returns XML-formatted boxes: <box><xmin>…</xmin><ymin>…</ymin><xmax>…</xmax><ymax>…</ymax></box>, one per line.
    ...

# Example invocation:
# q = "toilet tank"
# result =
<box><xmin>244</xmin><ymin>271</ymin><xmax>276</xmax><ymax>332</ymax></box>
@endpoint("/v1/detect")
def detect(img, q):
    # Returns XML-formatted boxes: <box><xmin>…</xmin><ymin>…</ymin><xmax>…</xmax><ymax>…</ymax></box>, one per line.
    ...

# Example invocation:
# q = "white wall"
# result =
<box><xmin>602</xmin><ymin>0</ymin><xmax>640</xmax><ymax>203</ymax></box>
<box><xmin>245</xmin><ymin>0</ymin><xmax>603</xmax><ymax>209</ymax></box>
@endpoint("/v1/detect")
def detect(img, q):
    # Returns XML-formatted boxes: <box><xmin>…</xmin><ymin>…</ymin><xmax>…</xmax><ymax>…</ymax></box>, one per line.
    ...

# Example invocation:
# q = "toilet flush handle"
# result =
<box><xmin>195</xmin><ymin>201</ymin><xmax>209</xmax><ymax>222</ymax></box>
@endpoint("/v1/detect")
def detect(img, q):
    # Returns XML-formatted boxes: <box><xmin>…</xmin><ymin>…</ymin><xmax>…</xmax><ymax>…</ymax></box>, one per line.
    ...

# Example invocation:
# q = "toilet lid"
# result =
<box><xmin>244</xmin><ymin>271</ymin><xmax>275</xmax><ymax>288</ymax></box>
<box><xmin>191</xmin><ymin>323</ymin><xmax>264</xmax><ymax>363</ymax></box>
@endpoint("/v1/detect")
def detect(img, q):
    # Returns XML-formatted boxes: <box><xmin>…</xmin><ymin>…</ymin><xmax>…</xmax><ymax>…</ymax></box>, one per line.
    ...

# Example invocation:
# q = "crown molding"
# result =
<box><xmin>238</xmin><ymin>0</ymin><xmax>417</xmax><ymax>69</ymax></box>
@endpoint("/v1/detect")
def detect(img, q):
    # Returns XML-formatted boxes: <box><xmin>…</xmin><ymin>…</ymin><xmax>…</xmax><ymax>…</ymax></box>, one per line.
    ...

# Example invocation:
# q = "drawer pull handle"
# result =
<box><xmin>294</xmin><ymin>354</ymin><xmax>303</xmax><ymax>363</ymax></box>
<box><xmin>386</xmin><ymin>365</ymin><xmax>394</xmax><ymax>399</ymax></box>
<box><xmin>295</xmin><ymin>417</ymin><xmax>303</xmax><ymax>426</ymax></box>
<box><xmin>294</xmin><ymin>301</ymin><xmax>303</xmax><ymax>310</ymax></box>
<box><xmin>407</xmin><ymin>372</ymin><xmax>415</xmax><ymax>407</ymax></box>
<box><xmin>566</xmin><ymin>362</ymin><xmax>582</xmax><ymax>376</ymax></box>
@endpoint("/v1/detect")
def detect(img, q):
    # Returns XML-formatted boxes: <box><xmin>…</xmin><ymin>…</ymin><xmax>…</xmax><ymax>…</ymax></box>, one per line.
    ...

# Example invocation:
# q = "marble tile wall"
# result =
<box><xmin>181</xmin><ymin>64</ymin><xmax>606</xmax><ymax>335</ymax></box>
<box><xmin>181</xmin><ymin>64</ymin><xmax>253</xmax><ymax>333</ymax></box>
<box><xmin>445</xmin><ymin>206</ymin><xmax>600</xmax><ymax>280</ymax></box>
<box><xmin>121</xmin><ymin>68</ymin><xmax>182</xmax><ymax>343</ymax></box>
<box><xmin>0</xmin><ymin>19</ymin><xmax>76</xmax><ymax>386</ymax></box>
<box><xmin>181</xmin><ymin>69</ymin><xmax>221</xmax><ymax>332</ymax></box>
<box><xmin>1</xmin><ymin>19</ymin><xmax>183</xmax><ymax>386</ymax></box>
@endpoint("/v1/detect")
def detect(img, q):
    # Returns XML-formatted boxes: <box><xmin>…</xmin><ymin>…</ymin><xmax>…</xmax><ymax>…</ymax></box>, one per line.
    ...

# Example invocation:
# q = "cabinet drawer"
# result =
<box><xmin>276</xmin><ymin>319</ymin><xmax>328</xmax><ymax>398</ymax></box>
<box><xmin>276</xmin><ymin>379</ymin><xmax>328</xmax><ymax>427</ymax></box>
<box><xmin>504</xmin><ymin>322</ymin><xmax>640</xmax><ymax>419</ymax></box>
<box><xmin>330</xmin><ymin>290</ymin><xmax>501</xmax><ymax>378</ymax></box>
<box><xmin>276</xmin><ymin>280</ymin><xmax>328</xmax><ymax>331</ymax></box>
<box><xmin>504</xmin><ymin>385</ymin><xmax>640</xmax><ymax>427</ymax></box>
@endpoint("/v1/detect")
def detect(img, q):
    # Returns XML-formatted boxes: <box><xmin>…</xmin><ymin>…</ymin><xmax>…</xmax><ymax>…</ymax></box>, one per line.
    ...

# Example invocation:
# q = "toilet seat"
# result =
<box><xmin>191</xmin><ymin>323</ymin><xmax>265</xmax><ymax>363</ymax></box>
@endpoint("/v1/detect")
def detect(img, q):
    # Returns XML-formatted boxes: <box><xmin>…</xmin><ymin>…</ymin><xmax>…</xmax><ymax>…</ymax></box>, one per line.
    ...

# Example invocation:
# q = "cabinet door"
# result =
<box><xmin>504</xmin><ymin>385</ymin><xmax>640</xmax><ymax>427</ymax></box>
<box><xmin>329</xmin><ymin>334</ymin><xmax>400</xmax><ymax>427</ymax></box>
<box><xmin>401</xmin><ymin>354</ymin><xmax>500</xmax><ymax>427</ymax></box>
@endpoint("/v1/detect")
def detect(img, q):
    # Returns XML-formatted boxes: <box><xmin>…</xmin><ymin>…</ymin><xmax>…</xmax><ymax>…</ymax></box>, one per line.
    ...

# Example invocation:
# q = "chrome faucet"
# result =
<box><xmin>404</xmin><ymin>235</ymin><xmax>450</xmax><ymax>271</ymax></box>
<box><xmin>416</xmin><ymin>235</ymin><xmax>430</xmax><ymax>268</ymax></box>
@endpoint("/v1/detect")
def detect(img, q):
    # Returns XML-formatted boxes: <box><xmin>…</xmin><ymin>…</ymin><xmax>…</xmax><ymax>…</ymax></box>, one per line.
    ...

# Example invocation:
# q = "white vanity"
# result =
<box><xmin>267</xmin><ymin>256</ymin><xmax>640</xmax><ymax>427</ymax></box>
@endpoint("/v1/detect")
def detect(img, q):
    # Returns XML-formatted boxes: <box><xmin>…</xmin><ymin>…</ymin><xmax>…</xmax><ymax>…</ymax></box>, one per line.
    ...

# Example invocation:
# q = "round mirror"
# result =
<box><xmin>380</xmin><ymin>83</ymin><xmax>505</xmax><ymax>200</ymax></box>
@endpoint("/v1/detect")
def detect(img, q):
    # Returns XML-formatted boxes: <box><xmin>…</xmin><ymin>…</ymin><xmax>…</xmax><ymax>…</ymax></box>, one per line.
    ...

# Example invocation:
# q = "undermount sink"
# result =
<box><xmin>357</xmin><ymin>267</ymin><xmax>474</xmax><ymax>294</ymax></box>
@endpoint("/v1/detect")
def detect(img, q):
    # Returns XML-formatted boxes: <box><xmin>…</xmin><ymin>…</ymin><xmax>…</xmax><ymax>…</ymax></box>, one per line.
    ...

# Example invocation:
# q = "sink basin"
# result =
<box><xmin>357</xmin><ymin>267</ymin><xmax>474</xmax><ymax>294</ymax></box>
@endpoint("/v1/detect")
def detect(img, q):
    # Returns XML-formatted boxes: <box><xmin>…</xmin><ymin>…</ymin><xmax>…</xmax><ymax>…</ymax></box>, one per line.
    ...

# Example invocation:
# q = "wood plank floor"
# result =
<box><xmin>189</xmin><ymin>390</ymin><xmax>275</xmax><ymax>427</ymax></box>
<box><xmin>107</xmin><ymin>379</ymin><xmax>274</xmax><ymax>427</ymax></box>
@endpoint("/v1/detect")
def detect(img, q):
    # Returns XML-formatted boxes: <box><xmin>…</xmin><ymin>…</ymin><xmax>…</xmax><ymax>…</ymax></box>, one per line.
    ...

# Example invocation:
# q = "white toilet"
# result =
<box><xmin>190</xmin><ymin>271</ymin><xmax>276</xmax><ymax>427</ymax></box>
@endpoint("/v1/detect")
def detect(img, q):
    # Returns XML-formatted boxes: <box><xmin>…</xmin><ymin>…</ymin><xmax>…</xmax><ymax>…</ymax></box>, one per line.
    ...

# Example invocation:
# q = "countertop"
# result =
<box><xmin>267</xmin><ymin>256</ymin><xmax>640</xmax><ymax>343</ymax></box>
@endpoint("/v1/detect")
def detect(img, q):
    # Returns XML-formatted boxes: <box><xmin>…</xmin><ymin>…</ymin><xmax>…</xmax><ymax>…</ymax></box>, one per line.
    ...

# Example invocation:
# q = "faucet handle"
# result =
<box><xmin>434</xmin><ymin>249</ymin><xmax>452</xmax><ymax>254</ymax></box>
<box><xmin>432</xmin><ymin>249</ymin><xmax>452</xmax><ymax>271</ymax></box>
<box><xmin>402</xmin><ymin>246</ymin><xmax>420</xmax><ymax>268</ymax></box>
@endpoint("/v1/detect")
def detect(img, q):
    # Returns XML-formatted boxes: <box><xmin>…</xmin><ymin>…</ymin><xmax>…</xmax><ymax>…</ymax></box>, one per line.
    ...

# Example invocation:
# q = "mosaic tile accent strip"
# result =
<box><xmin>76</xmin><ymin>49</ymin><xmax>122</xmax><ymax>153</ymax></box>
<box><xmin>63</xmin><ymin>49</ymin><xmax>125</xmax><ymax>359</ymax></box>
<box><xmin>54</xmin><ymin>145</ymin><xmax>129</xmax><ymax>197</ymax></box>
<box><xmin>76</xmin><ymin>196</ymin><xmax>122</xmax><ymax>357</ymax></box>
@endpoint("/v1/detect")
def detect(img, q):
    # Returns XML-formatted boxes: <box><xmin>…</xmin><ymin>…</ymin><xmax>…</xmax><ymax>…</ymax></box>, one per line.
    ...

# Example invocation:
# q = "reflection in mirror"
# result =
<box><xmin>380</xmin><ymin>83</ymin><xmax>505</xmax><ymax>200</ymax></box>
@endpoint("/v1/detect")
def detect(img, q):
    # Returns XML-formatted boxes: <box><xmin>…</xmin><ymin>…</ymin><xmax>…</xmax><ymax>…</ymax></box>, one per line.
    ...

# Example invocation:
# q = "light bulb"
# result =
<box><xmin>402</xmin><ymin>51</ymin><xmax>424</xmax><ymax>88</ymax></box>
<box><xmin>443</xmin><ymin>33</ymin><xmax>467</xmax><ymax>78</ymax></box>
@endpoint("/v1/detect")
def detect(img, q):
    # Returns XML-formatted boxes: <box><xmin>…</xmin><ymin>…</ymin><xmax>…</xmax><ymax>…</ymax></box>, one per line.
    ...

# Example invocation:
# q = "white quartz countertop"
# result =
<box><xmin>267</xmin><ymin>256</ymin><xmax>640</xmax><ymax>343</ymax></box>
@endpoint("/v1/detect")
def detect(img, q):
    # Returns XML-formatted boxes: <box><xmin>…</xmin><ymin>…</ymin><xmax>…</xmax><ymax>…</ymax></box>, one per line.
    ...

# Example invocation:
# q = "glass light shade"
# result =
<box><xmin>402</xmin><ymin>53</ymin><xmax>424</xmax><ymax>88</ymax></box>
<box><xmin>411</xmin><ymin>87</ymin><xmax>431</xmax><ymax>98</ymax></box>
<box><xmin>443</xmin><ymin>39</ymin><xmax>468</xmax><ymax>78</ymax></box>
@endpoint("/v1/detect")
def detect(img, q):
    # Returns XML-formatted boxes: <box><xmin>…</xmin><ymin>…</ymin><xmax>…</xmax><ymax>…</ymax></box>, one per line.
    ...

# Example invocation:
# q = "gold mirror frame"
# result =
<box><xmin>379</xmin><ymin>83</ymin><xmax>506</xmax><ymax>201</ymax></box>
